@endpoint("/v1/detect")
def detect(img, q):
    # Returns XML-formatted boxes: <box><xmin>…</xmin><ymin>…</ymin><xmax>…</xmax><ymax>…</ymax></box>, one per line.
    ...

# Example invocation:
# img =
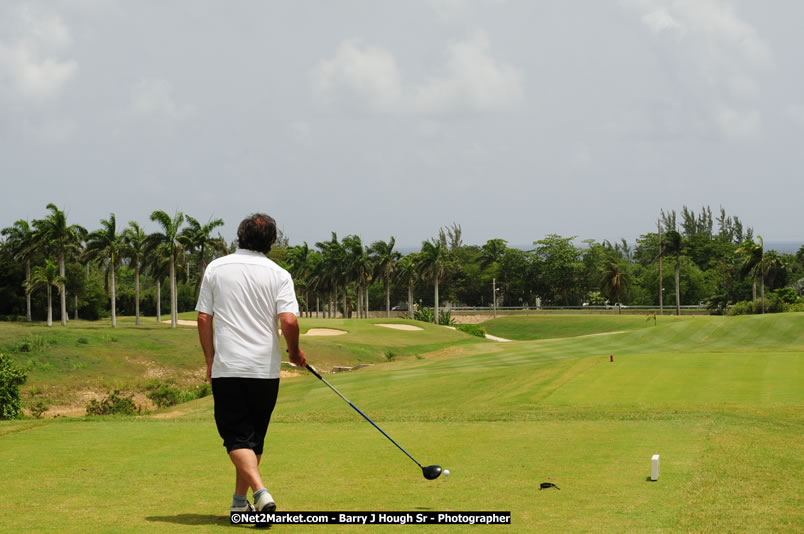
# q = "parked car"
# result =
<box><xmin>391</xmin><ymin>304</ymin><xmax>409</xmax><ymax>311</ymax></box>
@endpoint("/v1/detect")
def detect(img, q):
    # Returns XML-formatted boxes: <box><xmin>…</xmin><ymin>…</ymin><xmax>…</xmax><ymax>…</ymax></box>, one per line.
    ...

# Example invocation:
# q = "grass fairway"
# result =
<box><xmin>1</xmin><ymin>314</ymin><xmax>803</xmax><ymax>532</ymax></box>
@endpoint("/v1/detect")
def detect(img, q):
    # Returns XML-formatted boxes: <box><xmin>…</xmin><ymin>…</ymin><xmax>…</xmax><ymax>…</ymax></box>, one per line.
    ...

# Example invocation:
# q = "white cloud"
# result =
<box><xmin>313</xmin><ymin>40</ymin><xmax>403</xmax><ymax>112</ymax></box>
<box><xmin>312</xmin><ymin>31</ymin><xmax>523</xmax><ymax>115</ymax></box>
<box><xmin>0</xmin><ymin>6</ymin><xmax>77</xmax><ymax>102</ymax></box>
<box><xmin>627</xmin><ymin>0</ymin><xmax>772</xmax><ymax>139</ymax></box>
<box><xmin>716</xmin><ymin>106</ymin><xmax>760</xmax><ymax>138</ymax></box>
<box><xmin>129</xmin><ymin>78</ymin><xmax>194</xmax><ymax>120</ymax></box>
<box><xmin>18</xmin><ymin>5</ymin><xmax>73</xmax><ymax>48</ymax></box>
<box><xmin>641</xmin><ymin>9</ymin><xmax>683</xmax><ymax>34</ymax></box>
<box><xmin>411</xmin><ymin>31</ymin><xmax>523</xmax><ymax>113</ymax></box>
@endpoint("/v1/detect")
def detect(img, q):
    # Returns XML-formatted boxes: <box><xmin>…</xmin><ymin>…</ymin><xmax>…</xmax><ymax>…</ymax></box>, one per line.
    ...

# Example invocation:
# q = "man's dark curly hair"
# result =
<box><xmin>237</xmin><ymin>213</ymin><xmax>277</xmax><ymax>254</ymax></box>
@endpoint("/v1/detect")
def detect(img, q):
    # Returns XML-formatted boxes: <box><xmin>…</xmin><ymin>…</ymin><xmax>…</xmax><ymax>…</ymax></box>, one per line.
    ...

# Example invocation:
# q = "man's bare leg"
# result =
<box><xmin>230</xmin><ymin>449</ymin><xmax>264</xmax><ymax>494</ymax></box>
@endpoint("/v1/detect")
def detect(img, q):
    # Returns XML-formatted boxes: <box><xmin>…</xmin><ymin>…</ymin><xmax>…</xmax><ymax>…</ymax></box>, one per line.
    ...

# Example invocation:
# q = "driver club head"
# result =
<box><xmin>422</xmin><ymin>465</ymin><xmax>443</xmax><ymax>480</ymax></box>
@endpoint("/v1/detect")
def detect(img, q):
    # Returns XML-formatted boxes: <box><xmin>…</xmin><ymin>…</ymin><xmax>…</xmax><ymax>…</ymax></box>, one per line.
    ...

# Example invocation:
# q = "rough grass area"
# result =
<box><xmin>1</xmin><ymin>313</ymin><xmax>802</xmax><ymax>532</ymax></box>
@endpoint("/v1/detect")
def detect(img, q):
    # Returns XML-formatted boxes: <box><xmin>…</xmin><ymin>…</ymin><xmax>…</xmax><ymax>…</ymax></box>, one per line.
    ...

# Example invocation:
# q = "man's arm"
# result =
<box><xmin>197</xmin><ymin>312</ymin><xmax>215</xmax><ymax>383</ymax></box>
<box><xmin>279</xmin><ymin>312</ymin><xmax>306</xmax><ymax>368</ymax></box>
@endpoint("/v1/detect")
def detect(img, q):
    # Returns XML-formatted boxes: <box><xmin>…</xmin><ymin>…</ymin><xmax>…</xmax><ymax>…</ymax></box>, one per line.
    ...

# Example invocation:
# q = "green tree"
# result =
<box><xmin>370</xmin><ymin>237</ymin><xmax>401</xmax><ymax>318</ymax></box>
<box><xmin>314</xmin><ymin>233</ymin><xmax>346</xmax><ymax>318</ymax></box>
<box><xmin>26</xmin><ymin>259</ymin><xmax>66</xmax><ymax>327</ymax></box>
<box><xmin>659</xmin><ymin>230</ymin><xmax>685</xmax><ymax>315</ymax></box>
<box><xmin>1</xmin><ymin>220</ymin><xmax>36</xmax><ymax>321</ymax></box>
<box><xmin>32</xmin><ymin>204</ymin><xmax>86</xmax><ymax>326</ymax></box>
<box><xmin>286</xmin><ymin>243</ymin><xmax>312</xmax><ymax>317</ymax></box>
<box><xmin>418</xmin><ymin>240</ymin><xmax>449</xmax><ymax>323</ymax></box>
<box><xmin>0</xmin><ymin>353</ymin><xmax>27</xmax><ymax>420</ymax></box>
<box><xmin>533</xmin><ymin>235</ymin><xmax>583</xmax><ymax>306</ymax></box>
<box><xmin>735</xmin><ymin>236</ymin><xmax>764</xmax><ymax>312</ymax></box>
<box><xmin>600</xmin><ymin>260</ymin><xmax>631</xmax><ymax>314</ymax></box>
<box><xmin>123</xmin><ymin>221</ymin><xmax>148</xmax><ymax>325</ymax></box>
<box><xmin>84</xmin><ymin>214</ymin><xmax>124</xmax><ymax>327</ymax></box>
<box><xmin>394</xmin><ymin>254</ymin><xmax>418</xmax><ymax>319</ymax></box>
<box><xmin>178</xmin><ymin>215</ymin><xmax>226</xmax><ymax>297</ymax></box>
<box><xmin>148</xmin><ymin>210</ymin><xmax>185</xmax><ymax>328</ymax></box>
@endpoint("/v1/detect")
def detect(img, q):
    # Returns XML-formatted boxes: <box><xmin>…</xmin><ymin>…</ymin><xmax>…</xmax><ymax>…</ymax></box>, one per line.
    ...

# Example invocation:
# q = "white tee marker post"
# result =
<box><xmin>651</xmin><ymin>454</ymin><xmax>660</xmax><ymax>481</ymax></box>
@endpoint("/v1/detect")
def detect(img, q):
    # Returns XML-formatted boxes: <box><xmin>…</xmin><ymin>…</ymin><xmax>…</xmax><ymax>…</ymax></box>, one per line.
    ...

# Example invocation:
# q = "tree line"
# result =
<box><xmin>1</xmin><ymin>204</ymin><xmax>803</xmax><ymax>326</ymax></box>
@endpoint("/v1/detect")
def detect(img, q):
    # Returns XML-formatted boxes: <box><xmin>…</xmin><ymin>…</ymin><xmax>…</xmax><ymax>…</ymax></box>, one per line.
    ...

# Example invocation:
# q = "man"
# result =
<box><xmin>196</xmin><ymin>213</ymin><xmax>306</xmax><ymax>515</ymax></box>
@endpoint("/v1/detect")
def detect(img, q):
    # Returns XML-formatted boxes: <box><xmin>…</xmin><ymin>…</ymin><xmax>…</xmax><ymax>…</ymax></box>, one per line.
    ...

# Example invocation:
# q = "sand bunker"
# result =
<box><xmin>375</xmin><ymin>323</ymin><xmax>424</xmax><ymax>331</ymax></box>
<box><xmin>303</xmin><ymin>328</ymin><xmax>347</xmax><ymax>336</ymax></box>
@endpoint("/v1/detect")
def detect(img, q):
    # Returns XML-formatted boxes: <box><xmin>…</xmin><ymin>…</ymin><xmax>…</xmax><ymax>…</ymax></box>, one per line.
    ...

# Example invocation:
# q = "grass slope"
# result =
<box><xmin>1</xmin><ymin>314</ymin><xmax>802</xmax><ymax>532</ymax></box>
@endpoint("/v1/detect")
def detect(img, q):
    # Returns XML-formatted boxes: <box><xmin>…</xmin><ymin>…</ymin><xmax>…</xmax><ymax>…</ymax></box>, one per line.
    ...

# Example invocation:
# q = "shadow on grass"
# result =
<box><xmin>146</xmin><ymin>514</ymin><xmax>230</xmax><ymax>526</ymax></box>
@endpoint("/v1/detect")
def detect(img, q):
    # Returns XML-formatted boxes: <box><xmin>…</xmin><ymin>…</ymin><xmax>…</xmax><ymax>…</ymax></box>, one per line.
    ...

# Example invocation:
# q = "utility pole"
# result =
<box><xmin>658</xmin><ymin>219</ymin><xmax>663</xmax><ymax>315</ymax></box>
<box><xmin>493</xmin><ymin>277</ymin><xmax>497</xmax><ymax>319</ymax></box>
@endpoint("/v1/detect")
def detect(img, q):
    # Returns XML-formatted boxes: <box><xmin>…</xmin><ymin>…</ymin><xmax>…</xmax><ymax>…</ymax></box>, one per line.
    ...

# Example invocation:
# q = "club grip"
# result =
<box><xmin>306</xmin><ymin>364</ymin><xmax>322</xmax><ymax>380</ymax></box>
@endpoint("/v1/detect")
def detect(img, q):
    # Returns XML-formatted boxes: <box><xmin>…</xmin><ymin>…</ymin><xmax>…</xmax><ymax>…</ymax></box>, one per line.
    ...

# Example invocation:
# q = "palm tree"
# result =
<box><xmin>32</xmin><ymin>204</ymin><xmax>86</xmax><ymax>326</ymax></box>
<box><xmin>123</xmin><ymin>221</ymin><xmax>148</xmax><ymax>325</ymax></box>
<box><xmin>662</xmin><ymin>230</ymin><xmax>685</xmax><ymax>316</ymax></box>
<box><xmin>315</xmin><ymin>233</ymin><xmax>346</xmax><ymax>318</ymax></box>
<box><xmin>736</xmin><ymin>236</ymin><xmax>764</xmax><ymax>311</ymax></box>
<box><xmin>1</xmin><ymin>220</ymin><xmax>36</xmax><ymax>321</ymax></box>
<box><xmin>394</xmin><ymin>254</ymin><xmax>418</xmax><ymax>319</ymax></box>
<box><xmin>287</xmin><ymin>243</ymin><xmax>312</xmax><ymax>317</ymax></box>
<box><xmin>418</xmin><ymin>239</ymin><xmax>449</xmax><ymax>323</ymax></box>
<box><xmin>84</xmin><ymin>214</ymin><xmax>124</xmax><ymax>327</ymax></box>
<box><xmin>26</xmin><ymin>259</ymin><xmax>66</xmax><ymax>327</ymax></box>
<box><xmin>178</xmin><ymin>215</ymin><xmax>226</xmax><ymax>297</ymax></box>
<box><xmin>144</xmin><ymin>250</ymin><xmax>171</xmax><ymax>323</ymax></box>
<box><xmin>343</xmin><ymin>235</ymin><xmax>372</xmax><ymax>318</ymax></box>
<box><xmin>653</xmin><ymin>230</ymin><xmax>684</xmax><ymax>316</ymax></box>
<box><xmin>149</xmin><ymin>210</ymin><xmax>184</xmax><ymax>328</ymax></box>
<box><xmin>370</xmin><ymin>237</ymin><xmax>401</xmax><ymax>318</ymax></box>
<box><xmin>600</xmin><ymin>260</ymin><xmax>631</xmax><ymax>314</ymax></box>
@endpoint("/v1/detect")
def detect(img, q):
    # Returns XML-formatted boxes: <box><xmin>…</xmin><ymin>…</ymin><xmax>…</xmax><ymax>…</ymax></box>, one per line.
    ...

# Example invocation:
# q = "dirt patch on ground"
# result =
<box><xmin>303</xmin><ymin>328</ymin><xmax>347</xmax><ymax>336</ymax></box>
<box><xmin>452</xmin><ymin>314</ymin><xmax>494</xmax><ymax>324</ymax></box>
<box><xmin>375</xmin><ymin>323</ymin><xmax>423</xmax><ymax>331</ymax></box>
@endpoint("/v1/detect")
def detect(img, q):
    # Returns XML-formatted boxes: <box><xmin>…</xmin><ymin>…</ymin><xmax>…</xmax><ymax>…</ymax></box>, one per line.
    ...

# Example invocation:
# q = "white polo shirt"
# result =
<box><xmin>195</xmin><ymin>249</ymin><xmax>299</xmax><ymax>379</ymax></box>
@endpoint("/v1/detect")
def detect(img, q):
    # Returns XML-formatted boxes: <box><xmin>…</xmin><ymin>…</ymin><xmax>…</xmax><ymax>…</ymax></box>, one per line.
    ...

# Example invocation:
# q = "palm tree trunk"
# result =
<box><xmin>316</xmin><ymin>295</ymin><xmax>319</xmax><ymax>318</ymax></box>
<box><xmin>110</xmin><ymin>264</ymin><xmax>117</xmax><ymax>328</ymax></box>
<box><xmin>760</xmin><ymin>278</ymin><xmax>765</xmax><ymax>314</ymax></box>
<box><xmin>434</xmin><ymin>277</ymin><xmax>439</xmax><ymax>324</ymax></box>
<box><xmin>385</xmin><ymin>279</ymin><xmax>390</xmax><ymax>318</ymax></box>
<box><xmin>170</xmin><ymin>255</ymin><xmax>177</xmax><ymax>328</ymax></box>
<box><xmin>156</xmin><ymin>280</ymin><xmax>162</xmax><ymax>322</ymax></box>
<box><xmin>675</xmin><ymin>262</ymin><xmax>681</xmax><ymax>316</ymax></box>
<box><xmin>25</xmin><ymin>259</ymin><xmax>32</xmax><ymax>322</ymax></box>
<box><xmin>135</xmin><ymin>264</ymin><xmax>140</xmax><ymax>325</ymax></box>
<box><xmin>59</xmin><ymin>252</ymin><xmax>67</xmax><ymax>325</ymax></box>
<box><xmin>46</xmin><ymin>285</ymin><xmax>53</xmax><ymax>327</ymax></box>
<box><xmin>407</xmin><ymin>282</ymin><xmax>413</xmax><ymax>319</ymax></box>
<box><xmin>752</xmin><ymin>279</ymin><xmax>757</xmax><ymax>302</ymax></box>
<box><xmin>74</xmin><ymin>294</ymin><xmax>78</xmax><ymax>320</ymax></box>
<box><xmin>343</xmin><ymin>287</ymin><xmax>348</xmax><ymax>320</ymax></box>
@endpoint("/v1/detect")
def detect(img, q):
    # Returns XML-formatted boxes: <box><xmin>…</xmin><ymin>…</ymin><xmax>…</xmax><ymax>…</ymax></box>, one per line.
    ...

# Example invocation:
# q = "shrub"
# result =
<box><xmin>29</xmin><ymin>399</ymin><xmax>48</xmax><ymax>419</ymax></box>
<box><xmin>86</xmin><ymin>391</ymin><xmax>139</xmax><ymax>416</ymax></box>
<box><xmin>456</xmin><ymin>324</ymin><xmax>486</xmax><ymax>337</ymax></box>
<box><xmin>0</xmin><ymin>353</ymin><xmax>27</xmax><ymax>420</ymax></box>
<box><xmin>146</xmin><ymin>383</ymin><xmax>181</xmax><ymax>408</ymax></box>
<box><xmin>439</xmin><ymin>309</ymin><xmax>456</xmax><ymax>326</ymax></box>
<box><xmin>414</xmin><ymin>307</ymin><xmax>435</xmax><ymax>323</ymax></box>
<box><xmin>146</xmin><ymin>380</ymin><xmax>211</xmax><ymax>408</ymax></box>
<box><xmin>414</xmin><ymin>307</ymin><xmax>456</xmax><ymax>326</ymax></box>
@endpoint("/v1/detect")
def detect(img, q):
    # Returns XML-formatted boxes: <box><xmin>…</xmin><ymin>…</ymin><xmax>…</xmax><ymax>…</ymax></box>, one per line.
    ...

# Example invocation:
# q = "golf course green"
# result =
<box><xmin>1</xmin><ymin>313</ymin><xmax>802</xmax><ymax>532</ymax></box>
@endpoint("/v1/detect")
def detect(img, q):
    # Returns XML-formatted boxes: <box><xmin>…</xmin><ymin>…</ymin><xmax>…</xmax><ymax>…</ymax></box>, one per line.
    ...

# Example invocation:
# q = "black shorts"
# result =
<box><xmin>211</xmin><ymin>377</ymin><xmax>279</xmax><ymax>455</ymax></box>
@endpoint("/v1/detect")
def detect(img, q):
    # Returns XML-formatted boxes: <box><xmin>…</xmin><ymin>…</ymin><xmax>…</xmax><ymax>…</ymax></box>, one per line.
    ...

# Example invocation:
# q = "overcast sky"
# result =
<box><xmin>2</xmin><ymin>0</ymin><xmax>803</xmax><ymax>250</ymax></box>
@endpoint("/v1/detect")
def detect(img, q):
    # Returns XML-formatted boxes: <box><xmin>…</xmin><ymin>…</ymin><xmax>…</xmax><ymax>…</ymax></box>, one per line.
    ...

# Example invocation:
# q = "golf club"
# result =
<box><xmin>306</xmin><ymin>364</ymin><xmax>443</xmax><ymax>480</ymax></box>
